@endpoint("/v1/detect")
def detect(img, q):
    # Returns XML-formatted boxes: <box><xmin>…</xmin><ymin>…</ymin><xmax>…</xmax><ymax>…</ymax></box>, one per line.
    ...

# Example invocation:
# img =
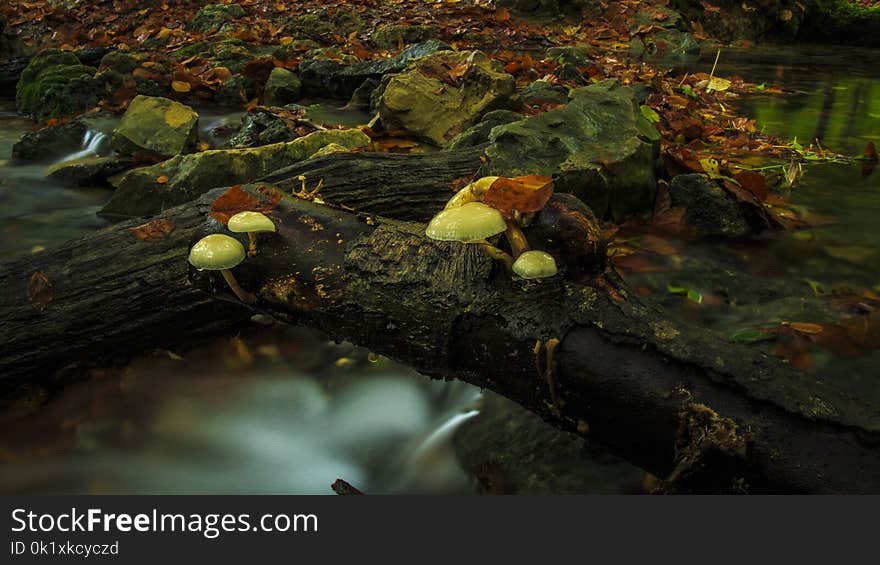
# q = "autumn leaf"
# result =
<box><xmin>27</xmin><ymin>271</ymin><xmax>53</xmax><ymax>312</ymax></box>
<box><xmin>482</xmin><ymin>175</ymin><xmax>554</xmax><ymax>219</ymax></box>
<box><xmin>129</xmin><ymin>219</ymin><xmax>176</xmax><ymax>241</ymax></box>
<box><xmin>864</xmin><ymin>141</ymin><xmax>878</xmax><ymax>161</ymax></box>
<box><xmin>784</xmin><ymin>322</ymin><xmax>824</xmax><ymax>335</ymax></box>
<box><xmin>171</xmin><ymin>80</ymin><xmax>191</xmax><ymax>93</ymax></box>
<box><xmin>732</xmin><ymin>170</ymin><xmax>769</xmax><ymax>202</ymax></box>
<box><xmin>210</xmin><ymin>185</ymin><xmax>281</xmax><ymax>224</ymax></box>
<box><xmin>156</xmin><ymin>175</ymin><xmax>169</xmax><ymax>184</ymax></box>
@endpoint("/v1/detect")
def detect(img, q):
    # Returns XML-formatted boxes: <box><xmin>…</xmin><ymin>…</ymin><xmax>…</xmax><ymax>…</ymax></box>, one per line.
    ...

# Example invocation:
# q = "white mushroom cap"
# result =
<box><xmin>227</xmin><ymin>211</ymin><xmax>276</xmax><ymax>234</ymax></box>
<box><xmin>425</xmin><ymin>201</ymin><xmax>507</xmax><ymax>242</ymax></box>
<box><xmin>512</xmin><ymin>250</ymin><xmax>558</xmax><ymax>279</ymax></box>
<box><xmin>188</xmin><ymin>234</ymin><xmax>246</xmax><ymax>271</ymax></box>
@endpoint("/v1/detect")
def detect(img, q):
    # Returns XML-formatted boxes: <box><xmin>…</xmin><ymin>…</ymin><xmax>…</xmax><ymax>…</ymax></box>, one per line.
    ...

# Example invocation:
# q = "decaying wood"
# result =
<box><xmin>1</xmin><ymin>154</ymin><xmax>878</xmax><ymax>493</ymax></box>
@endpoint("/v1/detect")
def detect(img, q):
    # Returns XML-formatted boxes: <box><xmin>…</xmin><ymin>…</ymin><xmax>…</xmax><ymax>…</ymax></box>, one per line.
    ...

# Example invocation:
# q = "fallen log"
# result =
<box><xmin>1</xmin><ymin>162</ymin><xmax>878</xmax><ymax>493</ymax></box>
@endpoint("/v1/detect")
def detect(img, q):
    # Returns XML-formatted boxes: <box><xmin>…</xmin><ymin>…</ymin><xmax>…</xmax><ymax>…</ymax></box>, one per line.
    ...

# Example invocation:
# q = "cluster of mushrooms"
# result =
<box><xmin>187</xmin><ymin>211</ymin><xmax>277</xmax><ymax>304</ymax></box>
<box><xmin>424</xmin><ymin>176</ymin><xmax>558</xmax><ymax>280</ymax></box>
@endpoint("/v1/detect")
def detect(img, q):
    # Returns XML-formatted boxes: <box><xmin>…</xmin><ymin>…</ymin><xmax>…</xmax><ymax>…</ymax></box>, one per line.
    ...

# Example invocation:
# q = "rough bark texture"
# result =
<box><xmin>1</xmin><ymin>154</ymin><xmax>879</xmax><ymax>493</ymax></box>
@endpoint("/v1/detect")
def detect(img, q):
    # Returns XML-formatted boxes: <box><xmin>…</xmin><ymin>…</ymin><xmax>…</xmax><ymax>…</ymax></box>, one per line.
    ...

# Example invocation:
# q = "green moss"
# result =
<box><xmin>16</xmin><ymin>49</ymin><xmax>98</xmax><ymax>121</ymax></box>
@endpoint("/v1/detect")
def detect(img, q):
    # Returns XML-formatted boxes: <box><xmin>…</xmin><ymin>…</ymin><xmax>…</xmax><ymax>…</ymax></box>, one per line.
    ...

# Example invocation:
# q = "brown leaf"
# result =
<box><xmin>129</xmin><ymin>219</ymin><xmax>175</xmax><ymax>241</ymax></box>
<box><xmin>27</xmin><ymin>271</ymin><xmax>53</xmax><ymax>312</ymax></box>
<box><xmin>482</xmin><ymin>175</ymin><xmax>554</xmax><ymax>219</ymax></box>
<box><xmin>171</xmin><ymin>80</ymin><xmax>191</xmax><ymax>93</ymax></box>
<box><xmin>732</xmin><ymin>170</ymin><xmax>769</xmax><ymax>202</ymax></box>
<box><xmin>210</xmin><ymin>185</ymin><xmax>281</xmax><ymax>224</ymax></box>
<box><xmin>864</xmin><ymin>141</ymin><xmax>878</xmax><ymax>162</ymax></box>
<box><xmin>156</xmin><ymin>175</ymin><xmax>169</xmax><ymax>184</ymax></box>
<box><xmin>785</xmin><ymin>322</ymin><xmax>824</xmax><ymax>335</ymax></box>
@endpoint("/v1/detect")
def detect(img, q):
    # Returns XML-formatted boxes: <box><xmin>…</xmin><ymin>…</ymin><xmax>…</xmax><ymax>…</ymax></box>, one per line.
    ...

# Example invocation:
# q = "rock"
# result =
<box><xmin>272</xmin><ymin>39</ymin><xmax>320</xmax><ymax>62</ymax></box>
<box><xmin>215</xmin><ymin>75</ymin><xmax>255</xmax><ymax>108</ymax></box>
<box><xmin>631</xmin><ymin>6</ymin><xmax>687</xmax><ymax>32</ymax></box>
<box><xmin>497</xmin><ymin>0</ymin><xmax>600</xmax><ymax>16</ymax></box>
<box><xmin>445</xmin><ymin>109</ymin><xmax>522</xmax><ymax>150</ymax></box>
<box><xmin>345</xmin><ymin>77</ymin><xmax>382</xmax><ymax>111</ymax></box>
<box><xmin>224</xmin><ymin>109</ymin><xmax>299</xmax><ymax>149</ymax></box>
<box><xmin>629</xmin><ymin>6</ymin><xmax>700</xmax><ymax>58</ymax></box>
<box><xmin>97</xmin><ymin>50</ymin><xmax>139</xmax><ymax>74</ymax></box>
<box><xmin>479</xmin><ymin>80</ymin><xmax>660</xmax><ymax>221</ymax></box>
<box><xmin>309</xmin><ymin>142</ymin><xmax>350</xmax><ymax>158</ymax></box>
<box><xmin>46</xmin><ymin>156</ymin><xmax>136</xmax><ymax>186</ymax></box>
<box><xmin>112</xmin><ymin>95</ymin><xmax>199</xmax><ymax>159</ymax></box>
<box><xmin>668</xmin><ymin>174</ymin><xmax>751</xmax><ymax>238</ymax></box>
<box><xmin>263</xmin><ymin>67</ymin><xmax>302</xmax><ymax>106</ymax></box>
<box><xmin>0</xmin><ymin>14</ymin><xmax>24</xmax><ymax>59</ymax></box>
<box><xmin>299</xmin><ymin>39</ymin><xmax>450</xmax><ymax>100</ymax></box>
<box><xmin>376</xmin><ymin>50</ymin><xmax>515</xmax><ymax>146</ymax></box>
<box><xmin>187</xmin><ymin>4</ymin><xmax>246</xmax><ymax>33</ymax></box>
<box><xmin>211</xmin><ymin>40</ymin><xmax>254</xmax><ymax>73</ymax></box>
<box><xmin>519</xmin><ymin>80</ymin><xmax>569</xmax><ymax>105</ymax></box>
<box><xmin>15</xmin><ymin>49</ymin><xmax>99</xmax><ymax>122</ymax></box>
<box><xmin>101</xmin><ymin>128</ymin><xmax>371</xmax><ymax>218</ymax></box>
<box><xmin>11</xmin><ymin>112</ymin><xmax>115</xmax><ymax>162</ymax></box>
<box><xmin>371</xmin><ymin>24</ymin><xmax>438</xmax><ymax>49</ymax></box>
<box><xmin>283</xmin><ymin>10</ymin><xmax>362</xmax><ymax>41</ymax></box>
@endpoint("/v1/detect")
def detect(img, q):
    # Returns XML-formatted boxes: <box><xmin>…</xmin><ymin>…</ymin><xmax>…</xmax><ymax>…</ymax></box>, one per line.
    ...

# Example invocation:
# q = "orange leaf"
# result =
<box><xmin>732</xmin><ymin>170</ymin><xmax>769</xmax><ymax>202</ymax></box>
<box><xmin>129</xmin><ymin>218</ymin><xmax>175</xmax><ymax>241</ymax></box>
<box><xmin>483</xmin><ymin>175</ymin><xmax>554</xmax><ymax>219</ymax></box>
<box><xmin>785</xmin><ymin>322</ymin><xmax>824</xmax><ymax>335</ymax></box>
<box><xmin>156</xmin><ymin>175</ymin><xmax>169</xmax><ymax>184</ymax></box>
<box><xmin>27</xmin><ymin>271</ymin><xmax>53</xmax><ymax>312</ymax></box>
<box><xmin>494</xmin><ymin>7</ymin><xmax>511</xmax><ymax>22</ymax></box>
<box><xmin>864</xmin><ymin>141</ymin><xmax>878</xmax><ymax>162</ymax></box>
<box><xmin>210</xmin><ymin>185</ymin><xmax>281</xmax><ymax>224</ymax></box>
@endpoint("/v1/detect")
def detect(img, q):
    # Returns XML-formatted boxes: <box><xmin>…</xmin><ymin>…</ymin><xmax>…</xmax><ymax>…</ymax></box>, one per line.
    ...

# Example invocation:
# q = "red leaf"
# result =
<box><xmin>482</xmin><ymin>175</ymin><xmax>554</xmax><ymax>219</ymax></box>
<box><xmin>129</xmin><ymin>218</ymin><xmax>176</xmax><ymax>241</ymax></box>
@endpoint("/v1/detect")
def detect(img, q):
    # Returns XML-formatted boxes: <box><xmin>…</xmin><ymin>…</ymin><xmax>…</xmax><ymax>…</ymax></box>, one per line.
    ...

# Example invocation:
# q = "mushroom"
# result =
<box><xmin>512</xmin><ymin>250</ymin><xmax>558</xmax><ymax>280</ymax></box>
<box><xmin>425</xmin><ymin>201</ymin><xmax>513</xmax><ymax>269</ymax></box>
<box><xmin>188</xmin><ymin>233</ymin><xmax>255</xmax><ymax>304</ymax></box>
<box><xmin>227</xmin><ymin>211</ymin><xmax>276</xmax><ymax>257</ymax></box>
<box><xmin>444</xmin><ymin>176</ymin><xmax>500</xmax><ymax>209</ymax></box>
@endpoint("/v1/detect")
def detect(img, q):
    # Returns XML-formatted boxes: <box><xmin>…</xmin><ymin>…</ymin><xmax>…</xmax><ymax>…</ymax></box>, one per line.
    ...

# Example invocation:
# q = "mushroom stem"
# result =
<box><xmin>220</xmin><ymin>269</ymin><xmax>256</xmax><ymax>304</ymax></box>
<box><xmin>246</xmin><ymin>232</ymin><xmax>258</xmax><ymax>257</ymax></box>
<box><xmin>478</xmin><ymin>241</ymin><xmax>514</xmax><ymax>271</ymax></box>
<box><xmin>505</xmin><ymin>220</ymin><xmax>530</xmax><ymax>258</ymax></box>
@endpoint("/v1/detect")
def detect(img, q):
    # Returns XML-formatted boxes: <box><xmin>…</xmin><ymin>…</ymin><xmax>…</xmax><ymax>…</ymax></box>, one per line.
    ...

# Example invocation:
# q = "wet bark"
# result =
<box><xmin>1</xmin><ymin>174</ymin><xmax>878</xmax><ymax>493</ymax></box>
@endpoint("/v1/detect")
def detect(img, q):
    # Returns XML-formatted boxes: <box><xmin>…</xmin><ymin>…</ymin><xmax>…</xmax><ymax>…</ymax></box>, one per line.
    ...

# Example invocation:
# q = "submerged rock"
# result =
<box><xmin>111</xmin><ymin>95</ymin><xmax>199</xmax><ymax>159</ymax></box>
<box><xmin>11</xmin><ymin>112</ymin><xmax>114</xmax><ymax>163</ymax></box>
<box><xmin>224</xmin><ymin>109</ymin><xmax>300</xmax><ymax>149</ymax></box>
<box><xmin>46</xmin><ymin>156</ymin><xmax>136</xmax><ymax>186</ymax></box>
<box><xmin>299</xmin><ymin>39</ymin><xmax>450</xmax><ymax>100</ymax></box>
<box><xmin>101</xmin><ymin>128</ymin><xmax>371</xmax><ymax>218</ymax></box>
<box><xmin>15</xmin><ymin>49</ymin><xmax>98</xmax><ymax>122</ymax></box>
<box><xmin>668</xmin><ymin>173</ymin><xmax>751</xmax><ymax>238</ymax></box>
<box><xmin>479</xmin><ymin>80</ymin><xmax>660</xmax><ymax>220</ymax></box>
<box><xmin>376</xmin><ymin>50</ymin><xmax>515</xmax><ymax>146</ymax></box>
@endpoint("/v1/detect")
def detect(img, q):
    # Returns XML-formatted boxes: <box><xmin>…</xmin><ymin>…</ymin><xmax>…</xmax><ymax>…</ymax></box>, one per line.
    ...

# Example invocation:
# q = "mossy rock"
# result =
<box><xmin>263</xmin><ymin>67</ymin><xmax>302</xmax><ymax>106</ymax></box>
<box><xmin>211</xmin><ymin>41</ymin><xmax>254</xmax><ymax>73</ymax></box>
<box><xmin>445</xmin><ymin>109</ymin><xmax>522</xmax><ymax>150</ymax></box>
<box><xmin>668</xmin><ymin>174</ymin><xmax>750</xmax><ymax>238</ymax></box>
<box><xmin>224</xmin><ymin>109</ymin><xmax>299</xmax><ymax>149</ymax></box>
<box><xmin>112</xmin><ymin>95</ymin><xmax>199</xmax><ymax>159</ymax></box>
<box><xmin>98</xmin><ymin>50</ymin><xmax>139</xmax><ymax>74</ymax></box>
<box><xmin>15</xmin><ymin>49</ymin><xmax>98</xmax><ymax>121</ymax></box>
<box><xmin>101</xmin><ymin>128</ymin><xmax>371</xmax><ymax>218</ymax></box>
<box><xmin>283</xmin><ymin>13</ymin><xmax>336</xmax><ymax>41</ymax></box>
<box><xmin>11</xmin><ymin>112</ymin><xmax>114</xmax><ymax>162</ymax></box>
<box><xmin>545</xmin><ymin>45</ymin><xmax>594</xmax><ymax>66</ymax></box>
<box><xmin>187</xmin><ymin>4</ymin><xmax>247</xmax><ymax>33</ymax></box>
<box><xmin>376</xmin><ymin>50</ymin><xmax>516</xmax><ymax>146</ymax></box>
<box><xmin>479</xmin><ymin>80</ymin><xmax>660</xmax><ymax>221</ymax></box>
<box><xmin>371</xmin><ymin>24</ymin><xmax>438</xmax><ymax>49</ymax></box>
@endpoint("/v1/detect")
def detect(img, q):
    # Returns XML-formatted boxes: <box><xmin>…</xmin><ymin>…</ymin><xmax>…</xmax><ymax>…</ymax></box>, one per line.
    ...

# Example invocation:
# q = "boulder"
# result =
<box><xmin>263</xmin><ymin>67</ymin><xmax>302</xmax><ymax>106</ymax></box>
<box><xmin>376</xmin><ymin>50</ymin><xmax>516</xmax><ymax>146</ymax></box>
<box><xmin>46</xmin><ymin>156</ymin><xmax>136</xmax><ymax>186</ymax></box>
<box><xmin>187</xmin><ymin>4</ymin><xmax>246</xmax><ymax>33</ymax></box>
<box><xmin>299</xmin><ymin>39</ymin><xmax>450</xmax><ymax>100</ymax></box>
<box><xmin>15</xmin><ymin>49</ymin><xmax>98</xmax><ymax>122</ymax></box>
<box><xmin>479</xmin><ymin>80</ymin><xmax>660</xmax><ymax>220</ymax></box>
<box><xmin>668</xmin><ymin>174</ymin><xmax>750</xmax><ymax>238</ymax></box>
<box><xmin>519</xmin><ymin>80</ymin><xmax>569</xmax><ymax>105</ymax></box>
<box><xmin>101</xmin><ymin>128</ymin><xmax>371</xmax><ymax>218</ymax></box>
<box><xmin>215</xmin><ymin>75</ymin><xmax>254</xmax><ymax>108</ymax></box>
<box><xmin>545</xmin><ymin>45</ymin><xmax>594</xmax><ymax>67</ymax></box>
<box><xmin>111</xmin><ymin>95</ymin><xmax>199</xmax><ymax>159</ymax></box>
<box><xmin>0</xmin><ymin>14</ymin><xmax>23</xmax><ymax>59</ymax></box>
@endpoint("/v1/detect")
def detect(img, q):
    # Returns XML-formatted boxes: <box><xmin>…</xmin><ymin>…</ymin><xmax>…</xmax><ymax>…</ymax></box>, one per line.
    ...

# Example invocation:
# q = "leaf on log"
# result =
<box><xmin>129</xmin><ymin>219</ymin><xmax>176</xmax><ymax>241</ymax></box>
<box><xmin>27</xmin><ymin>271</ymin><xmax>53</xmax><ymax>312</ymax></box>
<box><xmin>210</xmin><ymin>185</ymin><xmax>281</xmax><ymax>224</ymax></box>
<box><xmin>483</xmin><ymin>175</ymin><xmax>554</xmax><ymax>219</ymax></box>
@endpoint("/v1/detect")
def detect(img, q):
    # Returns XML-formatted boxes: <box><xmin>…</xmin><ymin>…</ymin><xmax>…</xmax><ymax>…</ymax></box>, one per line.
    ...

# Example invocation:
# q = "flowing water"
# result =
<box><xmin>2</xmin><ymin>44</ymin><xmax>879</xmax><ymax>493</ymax></box>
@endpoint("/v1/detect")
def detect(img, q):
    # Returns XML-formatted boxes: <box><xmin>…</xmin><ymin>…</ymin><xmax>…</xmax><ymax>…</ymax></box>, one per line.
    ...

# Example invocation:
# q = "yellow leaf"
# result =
<box><xmin>171</xmin><ymin>80</ymin><xmax>191</xmax><ymax>93</ymax></box>
<box><xmin>699</xmin><ymin>158</ymin><xmax>720</xmax><ymax>177</ymax></box>
<box><xmin>707</xmin><ymin>76</ymin><xmax>731</xmax><ymax>92</ymax></box>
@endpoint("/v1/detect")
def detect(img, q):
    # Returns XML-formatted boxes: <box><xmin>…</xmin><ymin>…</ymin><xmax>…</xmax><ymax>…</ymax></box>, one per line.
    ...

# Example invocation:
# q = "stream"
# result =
<box><xmin>1</xmin><ymin>43</ymin><xmax>878</xmax><ymax>493</ymax></box>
